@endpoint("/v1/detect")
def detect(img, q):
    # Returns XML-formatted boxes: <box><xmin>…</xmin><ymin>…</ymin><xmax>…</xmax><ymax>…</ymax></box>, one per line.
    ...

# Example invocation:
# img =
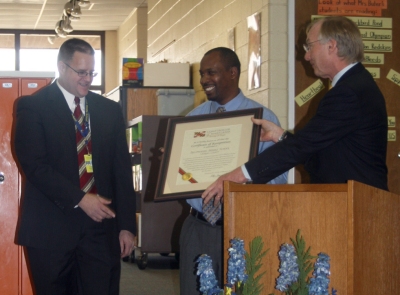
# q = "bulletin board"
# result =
<box><xmin>294</xmin><ymin>0</ymin><xmax>400</xmax><ymax>194</ymax></box>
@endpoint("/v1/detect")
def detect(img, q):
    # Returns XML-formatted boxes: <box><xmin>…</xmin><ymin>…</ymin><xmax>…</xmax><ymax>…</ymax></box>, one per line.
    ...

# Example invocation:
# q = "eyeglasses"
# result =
<box><xmin>63</xmin><ymin>62</ymin><xmax>98</xmax><ymax>77</ymax></box>
<box><xmin>303</xmin><ymin>39</ymin><xmax>321</xmax><ymax>52</ymax></box>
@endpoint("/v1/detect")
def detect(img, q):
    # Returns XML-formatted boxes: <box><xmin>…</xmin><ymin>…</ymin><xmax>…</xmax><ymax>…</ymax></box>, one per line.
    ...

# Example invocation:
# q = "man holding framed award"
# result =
<box><xmin>179</xmin><ymin>47</ymin><xmax>288</xmax><ymax>294</ymax></box>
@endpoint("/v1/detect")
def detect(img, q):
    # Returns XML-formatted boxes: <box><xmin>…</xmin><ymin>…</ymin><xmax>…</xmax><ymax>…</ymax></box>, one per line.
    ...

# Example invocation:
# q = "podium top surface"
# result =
<box><xmin>223</xmin><ymin>180</ymin><xmax>395</xmax><ymax>195</ymax></box>
<box><xmin>225</xmin><ymin>181</ymin><xmax>348</xmax><ymax>192</ymax></box>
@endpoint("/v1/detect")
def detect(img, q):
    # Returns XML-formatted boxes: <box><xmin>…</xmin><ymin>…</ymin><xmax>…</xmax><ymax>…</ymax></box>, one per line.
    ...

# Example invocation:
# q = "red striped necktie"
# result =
<box><xmin>73</xmin><ymin>97</ymin><xmax>96</xmax><ymax>193</ymax></box>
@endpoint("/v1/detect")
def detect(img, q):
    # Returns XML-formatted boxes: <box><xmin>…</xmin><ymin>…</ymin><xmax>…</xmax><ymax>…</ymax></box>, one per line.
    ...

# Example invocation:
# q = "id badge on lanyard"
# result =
<box><xmin>84</xmin><ymin>154</ymin><xmax>93</xmax><ymax>173</ymax></box>
<box><xmin>73</xmin><ymin>99</ymin><xmax>94</xmax><ymax>173</ymax></box>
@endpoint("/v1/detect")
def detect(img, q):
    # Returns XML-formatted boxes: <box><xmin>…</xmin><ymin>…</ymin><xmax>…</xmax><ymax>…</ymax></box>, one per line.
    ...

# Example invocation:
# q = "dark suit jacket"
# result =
<box><xmin>245</xmin><ymin>63</ymin><xmax>388</xmax><ymax>190</ymax></box>
<box><xmin>14</xmin><ymin>81</ymin><xmax>136</xmax><ymax>252</ymax></box>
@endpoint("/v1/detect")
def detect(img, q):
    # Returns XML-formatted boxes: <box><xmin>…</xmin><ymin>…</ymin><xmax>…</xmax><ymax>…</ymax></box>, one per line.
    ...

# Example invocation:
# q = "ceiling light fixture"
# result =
<box><xmin>55</xmin><ymin>20</ymin><xmax>68</xmax><ymax>38</ymax></box>
<box><xmin>49</xmin><ymin>0</ymin><xmax>89</xmax><ymax>43</ymax></box>
<box><xmin>71</xmin><ymin>2</ymin><xmax>82</xmax><ymax>16</ymax></box>
<box><xmin>77</xmin><ymin>0</ymin><xmax>91</xmax><ymax>8</ymax></box>
<box><xmin>62</xmin><ymin>14</ymin><xmax>74</xmax><ymax>33</ymax></box>
<box><xmin>63</xmin><ymin>1</ymin><xmax>73</xmax><ymax>16</ymax></box>
<box><xmin>47</xmin><ymin>35</ymin><xmax>59</xmax><ymax>45</ymax></box>
<box><xmin>69</xmin><ymin>15</ymin><xmax>81</xmax><ymax>21</ymax></box>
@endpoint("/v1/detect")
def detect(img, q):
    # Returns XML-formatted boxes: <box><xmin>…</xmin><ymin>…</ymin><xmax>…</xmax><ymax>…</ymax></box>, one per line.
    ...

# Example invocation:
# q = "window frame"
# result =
<box><xmin>0</xmin><ymin>29</ymin><xmax>105</xmax><ymax>93</ymax></box>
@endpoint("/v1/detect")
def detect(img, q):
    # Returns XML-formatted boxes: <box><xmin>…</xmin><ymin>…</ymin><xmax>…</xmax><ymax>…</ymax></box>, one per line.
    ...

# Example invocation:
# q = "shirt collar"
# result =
<box><xmin>331</xmin><ymin>62</ymin><xmax>357</xmax><ymax>87</ymax></box>
<box><xmin>211</xmin><ymin>89</ymin><xmax>246</xmax><ymax>112</ymax></box>
<box><xmin>56</xmin><ymin>79</ymin><xmax>85</xmax><ymax>113</ymax></box>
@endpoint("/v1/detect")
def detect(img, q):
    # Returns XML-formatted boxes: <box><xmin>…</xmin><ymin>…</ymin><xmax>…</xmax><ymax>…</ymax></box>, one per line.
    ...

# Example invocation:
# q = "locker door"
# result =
<box><xmin>0</xmin><ymin>76</ymin><xmax>51</xmax><ymax>295</ymax></box>
<box><xmin>21</xmin><ymin>78</ymin><xmax>50</xmax><ymax>96</ymax></box>
<box><xmin>0</xmin><ymin>78</ymin><xmax>20</xmax><ymax>294</ymax></box>
<box><xmin>18</xmin><ymin>78</ymin><xmax>50</xmax><ymax>295</ymax></box>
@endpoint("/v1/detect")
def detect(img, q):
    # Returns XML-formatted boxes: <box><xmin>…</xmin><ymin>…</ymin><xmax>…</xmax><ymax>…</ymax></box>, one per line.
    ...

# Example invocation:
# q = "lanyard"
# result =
<box><xmin>72</xmin><ymin>98</ymin><xmax>91</xmax><ymax>150</ymax></box>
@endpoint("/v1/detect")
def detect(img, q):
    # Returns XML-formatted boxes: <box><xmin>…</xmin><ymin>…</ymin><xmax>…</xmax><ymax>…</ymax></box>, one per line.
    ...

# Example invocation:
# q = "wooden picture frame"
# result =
<box><xmin>154</xmin><ymin>108</ymin><xmax>262</xmax><ymax>201</ymax></box>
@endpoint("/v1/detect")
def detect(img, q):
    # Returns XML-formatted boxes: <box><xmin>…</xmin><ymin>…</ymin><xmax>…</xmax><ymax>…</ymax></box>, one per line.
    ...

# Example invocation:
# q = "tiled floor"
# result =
<box><xmin>119</xmin><ymin>252</ymin><xmax>180</xmax><ymax>295</ymax></box>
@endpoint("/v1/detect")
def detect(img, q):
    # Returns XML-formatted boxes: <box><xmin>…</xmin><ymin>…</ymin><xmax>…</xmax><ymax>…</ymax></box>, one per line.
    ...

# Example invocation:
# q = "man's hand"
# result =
<box><xmin>201</xmin><ymin>167</ymin><xmax>248</xmax><ymax>206</ymax></box>
<box><xmin>119</xmin><ymin>230</ymin><xmax>136</xmax><ymax>258</ymax></box>
<box><xmin>78</xmin><ymin>193</ymin><xmax>115</xmax><ymax>222</ymax></box>
<box><xmin>251</xmin><ymin>117</ymin><xmax>284</xmax><ymax>143</ymax></box>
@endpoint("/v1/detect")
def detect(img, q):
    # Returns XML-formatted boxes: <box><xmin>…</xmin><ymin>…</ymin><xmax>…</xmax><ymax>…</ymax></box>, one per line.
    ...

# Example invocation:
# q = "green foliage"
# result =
<box><xmin>287</xmin><ymin>230</ymin><xmax>316</xmax><ymax>295</ymax></box>
<box><xmin>242</xmin><ymin>236</ymin><xmax>269</xmax><ymax>295</ymax></box>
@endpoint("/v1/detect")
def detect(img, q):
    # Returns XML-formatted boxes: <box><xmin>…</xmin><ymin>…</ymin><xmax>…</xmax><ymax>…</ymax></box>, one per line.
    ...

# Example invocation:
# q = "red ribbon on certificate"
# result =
<box><xmin>178</xmin><ymin>167</ymin><xmax>198</xmax><ymax>183</ymax></box>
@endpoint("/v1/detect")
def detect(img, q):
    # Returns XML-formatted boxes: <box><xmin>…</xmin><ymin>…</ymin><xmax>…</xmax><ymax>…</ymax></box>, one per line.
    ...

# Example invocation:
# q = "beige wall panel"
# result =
<box><xmin>269</xmin><ymin>32</ymin><xmax>287</xmax><ymax>61</ymax></box>
<box><xmin>113</xmin><ymin>0</ymin><xmax>289</xmax><ymax>127</ymax></box>
<box><xmin>104</xmin><ymin>31</ymin><xmax>119</xmax><ymax>93</ymax></box>
<box><xmin>269</xmin><ymin>4</ymin><xmax>287</xmax><ymax>33</ymax></box>
<box><xmin>251</xmin><ymin>0</ymin><xmax>263</xmax><ymax>13</ymax></box>
<box><xmin>119</xmin><ymin>12</ymin><xmax>138</xmax><ymax>39</ymax></box>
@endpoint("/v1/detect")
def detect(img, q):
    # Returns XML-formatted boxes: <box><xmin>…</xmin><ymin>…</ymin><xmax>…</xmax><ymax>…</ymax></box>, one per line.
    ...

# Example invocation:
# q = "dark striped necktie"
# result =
<box><xmin>73</xmin><ymin>97</ymin><xmax>96</xmax><ymax>193</ymax></box>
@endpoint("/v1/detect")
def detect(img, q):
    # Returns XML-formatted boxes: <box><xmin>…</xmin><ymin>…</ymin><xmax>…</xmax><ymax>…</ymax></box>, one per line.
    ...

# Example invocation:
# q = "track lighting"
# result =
<box><xmin>71</xmin><ymin>5</ymin><xmax>82</xmax><ymax>16</ymax></box>
<box><xmin>47</xmin><ymin>35</ymin><xmax>59</xmax><ymax>45</ymax></box>
<box><xmin>62</xmin><ymin>15</ymin><xmax>73</xmax><ymax>33</ymax></box>
<box><xmin>69</xmin><ymin>15</ymin><xmax>80</xmax><ymax>21</ymax></box>
<box><xmin>77</xmin><ymin>0</ymin><xmax>91</xmax><ymax>7</ymax></box>
<box><xmin>49</xmin><ymin>0</ymin><xmax>88</xmax><ymax>43</ymax></box>
<box><xmin>55</xmin><ymin>20</ymin><xmax>68</xmax><ymax>38</ymax></box>
<box><xmin>64</xmin><ymin>1</ymin><xmax>73</xmax><ymax>16</ymax></box>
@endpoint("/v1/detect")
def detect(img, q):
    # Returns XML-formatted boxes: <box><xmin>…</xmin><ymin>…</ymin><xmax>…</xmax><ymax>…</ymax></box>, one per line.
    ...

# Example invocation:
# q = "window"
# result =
<box><xmin>0</xmin><ymin>34</ymin><xmax>15</xmax><ymax>71</ymax></box>
<box><xmin>0</xmin><ymin>30</ymin><xmax>105</xmax><ymax>93</ymax></box>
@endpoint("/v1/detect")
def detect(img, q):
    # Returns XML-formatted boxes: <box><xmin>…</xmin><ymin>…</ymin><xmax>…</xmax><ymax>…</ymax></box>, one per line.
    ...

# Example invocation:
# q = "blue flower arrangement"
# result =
<box><xmin>197</xmin><ymin>231</ymin><xmax>337</xmax><ymax>295</ymax></box>
<box><xmin>276</xmin><ymin>244</ymin><xmax>300</xmax><ymax>292</ymax></box>
<box><xmin>308</xmin><ymin>253</ymin><xmax>335</xmax><ymax>295</ymax></box>
<box><xmin>275</xmin><ymin>230</ymin><xmax>337</xmax><ymax>295</ymax></box>
<box><xmin>196</xmin><ymin>254</ymin><xmax>223</xmax><ymax>295</ymax></box>
<box><xmin>197</xmin><ymin>237</ymin><xmax>267</xmax><ymax>295</ymax></box>
<box><xmin>227</xmin><ymin>238</ymin><xmax>248</xmax><ymax>288</ymax></box>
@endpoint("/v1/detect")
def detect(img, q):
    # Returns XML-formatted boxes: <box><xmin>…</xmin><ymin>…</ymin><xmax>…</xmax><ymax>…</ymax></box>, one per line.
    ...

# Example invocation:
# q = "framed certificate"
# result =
<box><xmin>154</xmin><ymin>108</ymin><xmax>262</xmax><ymax>201</ymax></box>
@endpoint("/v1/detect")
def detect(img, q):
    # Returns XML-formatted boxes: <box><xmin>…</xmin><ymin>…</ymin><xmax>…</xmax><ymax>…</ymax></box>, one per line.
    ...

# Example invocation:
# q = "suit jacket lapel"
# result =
<box><xmin>86</xmin><ymin>93</ymin><xmax>99</xmax><ymax>141</ymax></box>
<box><xmin>46</xmin><ymin>82</ymin><xmax>76</xmax><ymax>143</ymax></box>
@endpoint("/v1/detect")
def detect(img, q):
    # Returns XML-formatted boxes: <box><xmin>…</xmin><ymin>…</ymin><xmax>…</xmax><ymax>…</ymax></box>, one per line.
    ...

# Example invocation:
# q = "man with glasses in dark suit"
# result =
<box><xmin>14</xmin><ymin>38</ymin><xmax>136</xmax><ymax>295</ymax></box>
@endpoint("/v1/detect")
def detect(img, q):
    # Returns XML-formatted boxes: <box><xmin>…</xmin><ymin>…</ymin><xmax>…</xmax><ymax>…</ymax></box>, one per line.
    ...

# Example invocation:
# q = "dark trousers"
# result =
<box><xmin>26</xmin><ymin>223</ymin><xmax>121</xmax><ymax>295</ymax></box>
<box><xmin>179</xmin><ymin>214</ymin><xmax>223</xmax><ymax>295</ymax></box>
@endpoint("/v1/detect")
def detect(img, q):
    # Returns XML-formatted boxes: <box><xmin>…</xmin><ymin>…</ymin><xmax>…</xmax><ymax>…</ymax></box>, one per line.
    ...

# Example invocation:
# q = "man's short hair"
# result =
<box><xmin>57</xmin><ymin>38</ymin><xmax>95</xmax><ymax>63</ymax></box>
<box><xmin>307</xmin><ymin>16</ymin><xmax>364</xmax><ymax>63</ymax></box>
<box><xmin>204</xmin><ymin>47</ymin><xmax>241</xmax><ymax>76</ymax></box>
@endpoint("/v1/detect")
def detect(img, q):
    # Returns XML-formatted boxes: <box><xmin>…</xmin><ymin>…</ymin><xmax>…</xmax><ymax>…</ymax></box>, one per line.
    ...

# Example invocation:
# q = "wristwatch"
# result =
<box><xmin>278</xmin><ymin>130</ymin><xmax>289</xmax><ymax>142</ymax></box>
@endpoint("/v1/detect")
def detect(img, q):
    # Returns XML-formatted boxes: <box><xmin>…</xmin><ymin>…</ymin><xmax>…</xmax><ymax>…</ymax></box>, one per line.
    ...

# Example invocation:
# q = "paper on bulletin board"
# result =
<box><xmin>317</xmin><ymin>0</ymin><xmax>387</xmax><ymax>17</ymax></box>
<box><xmin>295</xmin><ymin>79</ymin><xmax>325</xmax><ymax>107</ymax></box>
<box><xmin>311</xmin><ymin>16</ymin><xmax>392</xmax><ymax>29</ymax></box>
<box><xmin>388</xmin><ymin>117</ymin><xmax>396</xmax><ymax>128</ymax></box>
<box><xmin>388</xmin><ymin>130</ymin><xmax>396</xmax><ymax>142</ymax></box>
<box><xmin>386</xmin><ymin>69</ymin><xmax>400</xmax><ymax>87</ymax></box>
<box><xmin>360</xmin><ymin>29</ymin><xmax>392</xmax><ymax>41</ymax></box>
<box><xmin>364</xmin><ymin>53</ymin><xmax>384</xmax><ymax>65</ymax></box>
<box><xmin>363</xmin><ymin>41</ymin><xmax>392</xmax><ymax>52</ymax></box>
<box><xmin>365</xmin><ymin>67</ymin><xmax>380</xmax><ymax>79</ymax></box>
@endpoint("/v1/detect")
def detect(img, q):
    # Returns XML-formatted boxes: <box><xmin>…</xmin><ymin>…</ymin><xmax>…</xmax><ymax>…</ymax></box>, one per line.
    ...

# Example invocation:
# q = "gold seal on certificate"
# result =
<box><xmin>182</xmin><ymin>172</ymin><xmax>192</xmax><ymax>181</ymax></box>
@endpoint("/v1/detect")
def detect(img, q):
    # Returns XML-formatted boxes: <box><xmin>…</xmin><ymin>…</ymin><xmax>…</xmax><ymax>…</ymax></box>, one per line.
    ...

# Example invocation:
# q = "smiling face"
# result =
<box><xmin>57</xmin><ymin>51</ymin><xmax>95</xmax><ymax>98</ymax></box>
<box><xmin>199</xmin><ymin>51</ymin><xmax>239</xmax><ymax>105</ymax></box>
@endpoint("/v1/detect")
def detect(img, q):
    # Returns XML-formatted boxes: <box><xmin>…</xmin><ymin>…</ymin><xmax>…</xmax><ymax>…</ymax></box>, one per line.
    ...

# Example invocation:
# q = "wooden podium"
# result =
<box><xmin>223</xmin><ymin>180</ymin><xmax>400</xmax><ymax>294</ymax></box>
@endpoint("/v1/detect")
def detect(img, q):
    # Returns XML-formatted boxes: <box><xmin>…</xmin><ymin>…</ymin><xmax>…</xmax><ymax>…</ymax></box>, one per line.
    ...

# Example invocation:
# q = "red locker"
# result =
<box><xmin>0</xmin><ymin>72</ymin><xmax>53</xmax><ymax>294</ymax></box>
